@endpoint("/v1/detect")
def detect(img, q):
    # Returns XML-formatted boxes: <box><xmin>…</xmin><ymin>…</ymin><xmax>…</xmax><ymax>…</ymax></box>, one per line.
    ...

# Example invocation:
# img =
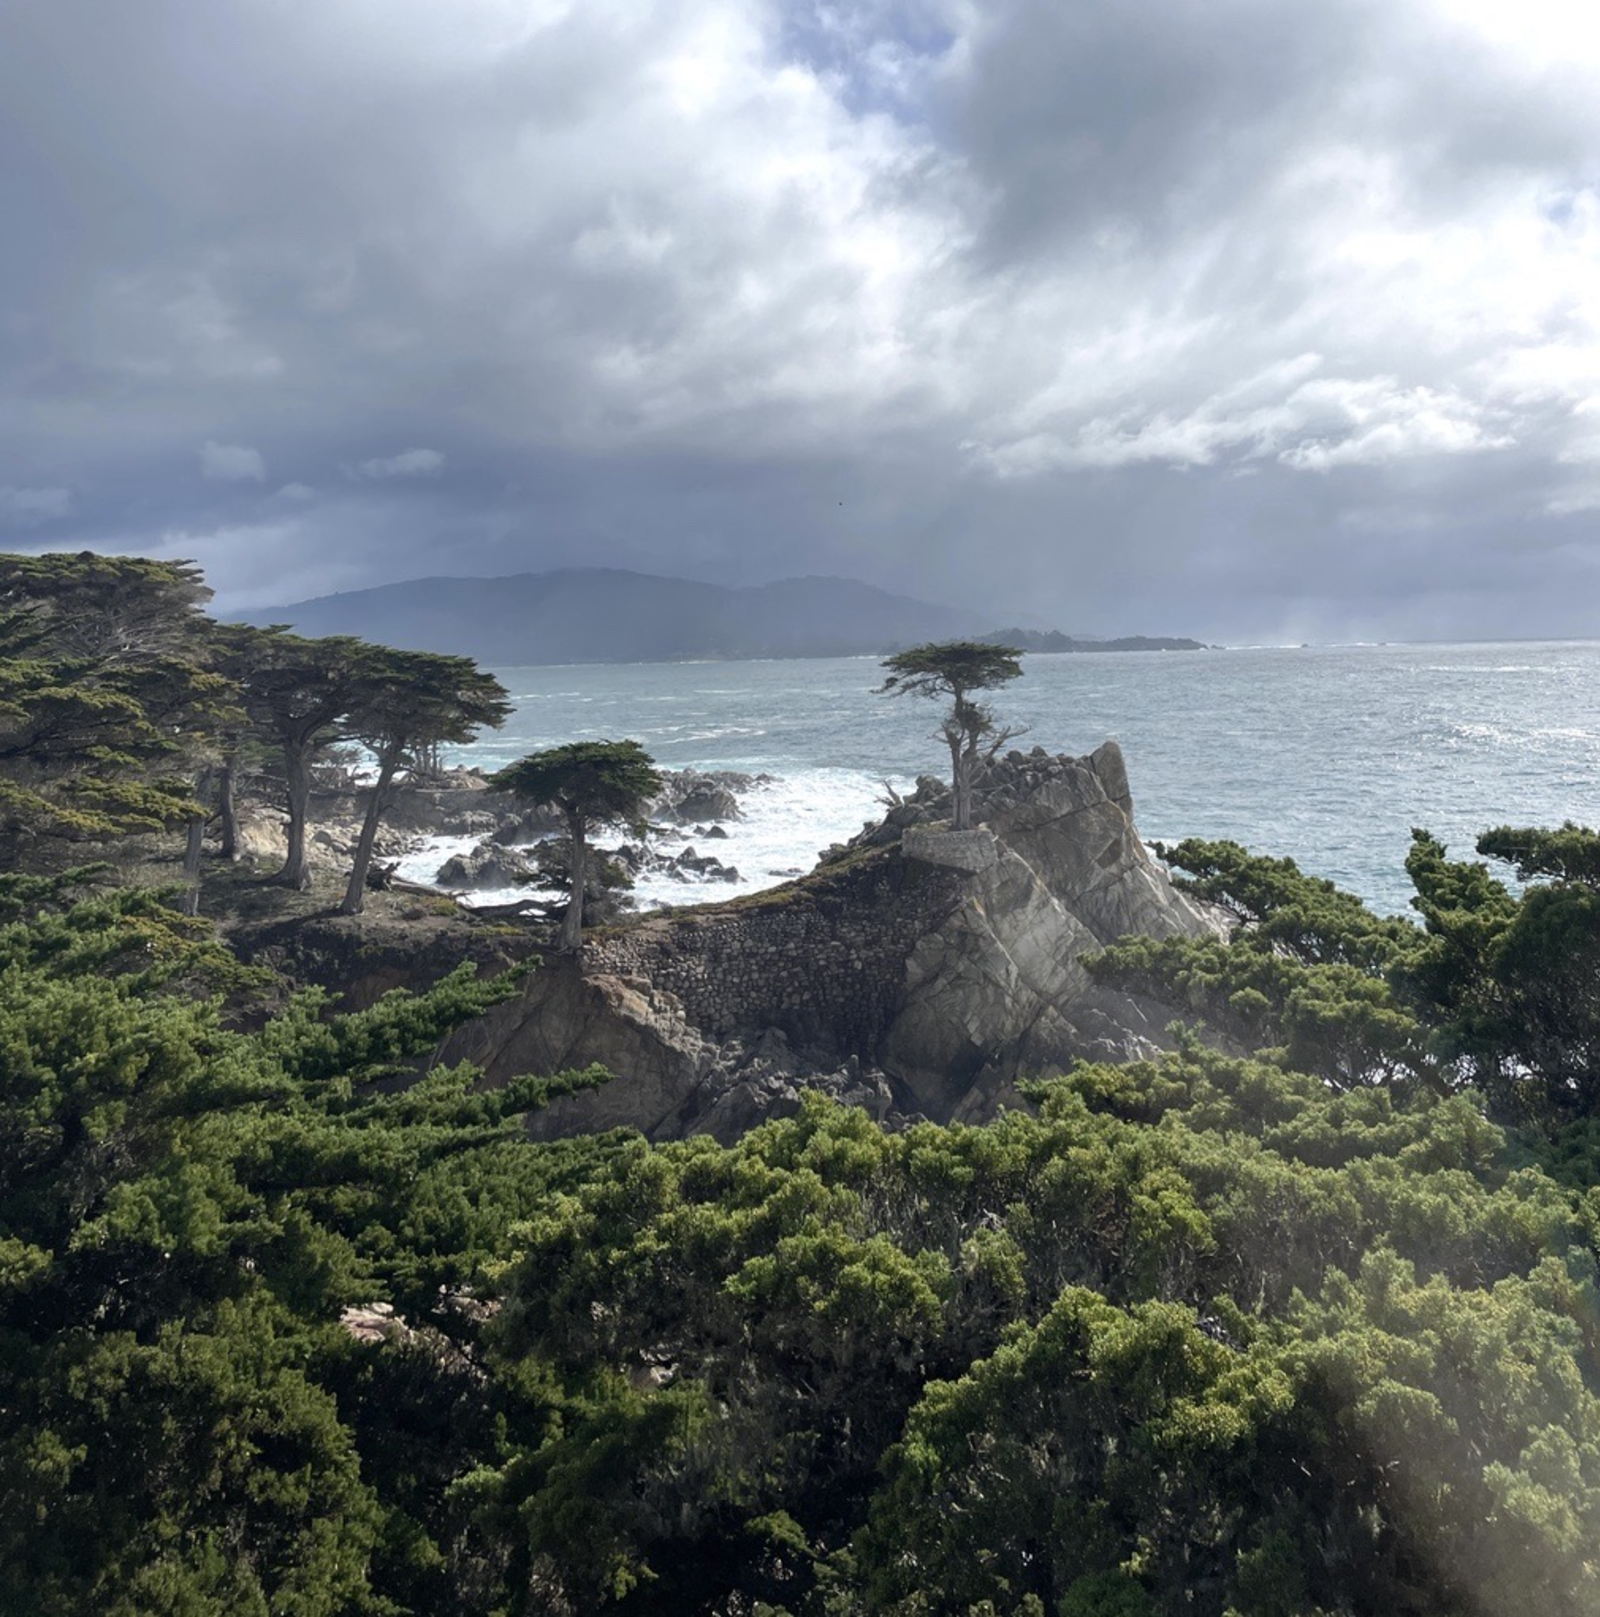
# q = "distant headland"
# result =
<box><xmin>238</xmin><ymin>567</ymin><xmax>1208</xmax><ymax>664</ymax></box>
<box><xmin>977</xmin><ymin>626</ymin><xmax>1210</xmax><ymax>654</ymax></box>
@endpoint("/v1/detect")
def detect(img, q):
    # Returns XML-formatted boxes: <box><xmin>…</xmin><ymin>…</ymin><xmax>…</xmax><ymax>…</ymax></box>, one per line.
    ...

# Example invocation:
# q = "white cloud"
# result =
<box><xmin>973</xmin><ymin>372</ymin><xmax>1511</xmax><ymax>476</ymax></box>
<box><xmin>1543</xmin><ymin>485</ymin><xmax>1600</xmax><ymax>516</ymax></box>
<box><xmin>200</xmin><ymin>440</ymin><xmax>266</xmax><ymax>482</ymax></box>
<box><xmin>0</xmin><ymin>485</ymin><xmax>72</xmax><ymax>526</ymax></box>
<box><xmin>352</xmin><ymin>448</ymin><xmax>445</xmax><ymax>480</ymax></box>
<box><xmin>1428</xmin><ymin>0</ymin><xmax>1600</xmax><ymax>71</ymax></box>
<box><xmin>1277</xmin><ymin>380</ymin><xmax>1511</xmax><ymax>471</ymax></box>
<box><xmin>272</xmin><ymin>482</ymin><xmax>316</xmax><ymax>501</ymax></box>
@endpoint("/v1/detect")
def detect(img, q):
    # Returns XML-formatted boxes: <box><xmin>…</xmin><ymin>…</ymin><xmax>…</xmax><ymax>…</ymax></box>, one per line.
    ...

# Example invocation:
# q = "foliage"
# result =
<box><xmin>491</xmin><ymin>740</ymin><xmax>663</xmax><ymax>950</ymax></box>
<box><xmin>336</xmin><ymin>646</ymin><xmax>512</xmax><ymax>914</ymax></box>
<box><xmin>1099</xmin><ymin>829</ymin><xmax>1600</xmax><ymax>1123</ymax></box>
<box><xmin>879</xmin><ymin>641</ymin><xmax>1024</xmax><ymax>830</ymax></box>
<box><xmin>1405</xmin><ymin>826</ymin><xmax>1600</xmax><ymax>1117</ymax></box>
<box><xmin>476</xmin><ymin>1055</ymin><xmax>1600</xmax><ymax>1615</ymax></box>
<box><xmin>0</xmin><ymin>551</ymin><xmax>213</xmax><ymax>664</ymax></box>
<box><xmin>490</xmin><ymin>739</ymin><xmax>664</xmax><ymax>829</ymax></box>
<box><xmin>1093</xmin><ymin>839</ymin><xmax>1436</xmax><ymax>1093</ymax></box>
<box><xmin>1479</xmin><ymin>822</ymin><xmax>1600</xmax><ymax>888</ymax></box>
<box><xmin>1147</xmin><ymin>836</ymin><xmax>1419</xmax><ymax>970</ymax></box>
<box><xmin>0</xmin><ymin>880</ymin><xmax>609</xmax><ymax>1614</ymax></box>
<box><xmin>0</xmin><ymin>553</ymin><xmax>236</xmax><ymax>861</ymax></box>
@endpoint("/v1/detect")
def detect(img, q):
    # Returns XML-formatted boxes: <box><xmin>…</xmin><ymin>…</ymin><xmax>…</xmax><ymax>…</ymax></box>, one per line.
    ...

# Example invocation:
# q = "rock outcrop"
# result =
<box><xmin>649</xmin><ymin>770</ymin><xmax>751</xmax><ymax>824</ymax></box>
<box><xmin>435</xmin><ymin>843</ymin><xmax>537</xmax><ymax>890</ymax></box>
<box><xmin>435</xmin><ymin>742</ymin><xmax>1225</xmax><ymax>1140</ymax></box>
<box><xmin>881</xmin><ymin>742</ymin><xmax>1222</xmax><ymax>1119</ymax></box>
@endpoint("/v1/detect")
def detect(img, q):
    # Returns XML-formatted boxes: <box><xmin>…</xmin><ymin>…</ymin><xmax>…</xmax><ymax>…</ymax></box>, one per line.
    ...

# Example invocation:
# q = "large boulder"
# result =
<box><xmin>666</xmin><ymin>846</ymin><xmax>741</xmax><ymax>883</ymax></box>
<box><xmin>648</xmin><ymin>770</ymin><xmax>750</xmax><ymax>824</ymax></box>
<box><xmin>436</xmin><ymin>842</ymin><xmax>537</xmax><ymax>891</ymax></box>
<box><xmin>490</xmin><ymin>803</ymin><xmax>565</xmax><ymax>844</ymax></box>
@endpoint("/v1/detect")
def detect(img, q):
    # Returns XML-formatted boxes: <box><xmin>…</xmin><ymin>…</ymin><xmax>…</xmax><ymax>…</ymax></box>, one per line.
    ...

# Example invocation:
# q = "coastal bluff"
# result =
<box><xmin>435</xmin><ymin>741</ymin><xmax>1225</xmax><ymax>1139</ymax></box>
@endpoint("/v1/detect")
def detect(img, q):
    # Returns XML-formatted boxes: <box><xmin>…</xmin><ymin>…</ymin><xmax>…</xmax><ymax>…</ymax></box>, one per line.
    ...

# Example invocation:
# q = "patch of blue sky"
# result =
<box><xmin>1540</xmin><ymin>187</ymin><xmax>1595</xmax><ymax>229</ymax></box>
<box><xmin>775</xmin><ymin>0</ymin><xmax>957</xmax><ymax>123</ymax></box>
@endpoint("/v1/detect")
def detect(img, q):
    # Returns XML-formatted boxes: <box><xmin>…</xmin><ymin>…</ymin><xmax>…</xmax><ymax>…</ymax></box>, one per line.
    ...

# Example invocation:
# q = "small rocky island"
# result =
<box><xmin>433</xmin><ymin>740</ymin><xmax>1224</xmax><ymax>1139</ymax></box>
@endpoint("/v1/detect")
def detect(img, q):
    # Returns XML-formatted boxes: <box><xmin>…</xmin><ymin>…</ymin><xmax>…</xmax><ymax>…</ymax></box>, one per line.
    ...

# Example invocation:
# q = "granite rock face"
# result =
<box><xmin>436</xmin><ymin>741</ymin><xmax>1224</xmax><ymax>1138</ymax></box>
<box><xmin>881</xmin><ymin>743</ymin><xmax>1223</xmax><ymax>1119</ymax></box>
<box><xmin>437</xmin><ymin>966</ymin><xmax>905</xmax><ymax>1145</ymax></box>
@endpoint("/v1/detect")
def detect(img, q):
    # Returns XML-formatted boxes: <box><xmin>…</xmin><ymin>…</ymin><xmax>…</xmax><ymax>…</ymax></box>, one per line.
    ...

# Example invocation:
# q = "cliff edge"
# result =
<box><xmin>435</xmin><ymin>741</ymin><xmax>1224</xmax><ymax>1138</ymax></box>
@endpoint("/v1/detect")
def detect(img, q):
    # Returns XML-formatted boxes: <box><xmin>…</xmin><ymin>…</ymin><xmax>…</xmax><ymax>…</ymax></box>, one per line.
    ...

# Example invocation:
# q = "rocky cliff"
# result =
<box><xmin>435</xmin><ymin>742</ymin><xmax>1225</xmax><ymax>1139</ymax></box>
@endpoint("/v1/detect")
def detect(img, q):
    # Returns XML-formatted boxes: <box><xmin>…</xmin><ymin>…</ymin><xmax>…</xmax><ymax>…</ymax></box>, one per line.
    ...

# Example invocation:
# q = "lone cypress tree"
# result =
<box><xmin>490</xmin><ymin>739</ymin><xmax>662</xmax><ymax>951</ymax></box>
<box><xmin>878</xmin><ymin>641</ymin><xmax>1024</xmax><ymax>830</ymax></box>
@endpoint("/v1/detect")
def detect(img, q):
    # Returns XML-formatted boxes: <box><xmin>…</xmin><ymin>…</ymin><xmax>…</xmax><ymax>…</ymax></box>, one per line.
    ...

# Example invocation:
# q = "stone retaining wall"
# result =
<box><xmin>585</xmin><ymin>848</ymin><xmax>967</xmax><ymax>1054</ymax></box>
<box><xmin>901</xmin><ymin>826</ymin><xmax>1000</xmax><ymax>872</ymax></box>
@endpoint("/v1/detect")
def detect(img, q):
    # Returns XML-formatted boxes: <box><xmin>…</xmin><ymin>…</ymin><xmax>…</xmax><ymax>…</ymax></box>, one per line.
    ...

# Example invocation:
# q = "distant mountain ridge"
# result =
<box><xmin>238</xmin><ymin>568</ymin><xmax>1207</xmax><ymax>664</ymax></box>
<box><xmin>238</xmin><ymin>569</ymin><xmax>985</xmax><ymax>663</ymax></box>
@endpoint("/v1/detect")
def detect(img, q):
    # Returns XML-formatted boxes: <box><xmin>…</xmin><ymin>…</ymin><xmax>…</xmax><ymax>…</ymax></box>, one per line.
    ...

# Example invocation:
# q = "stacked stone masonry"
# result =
<box><xmin>586</xmin><ymin>847</ymin><xmax>967</xmax><ymax>1056</ymax></box>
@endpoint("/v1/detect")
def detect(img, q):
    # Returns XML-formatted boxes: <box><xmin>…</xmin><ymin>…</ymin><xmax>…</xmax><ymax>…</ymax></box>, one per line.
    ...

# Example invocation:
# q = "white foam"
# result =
<box><xmin>397</xmin><ymin>769</ymin><xmax>914</xmax><ymax>911</ymax></box>
<box><xmin>394</xmin><ymin>833</ymin><xmax>484</xmax><ymax>887</ymax></box>
<box><xmin>629</xmin><ymin>769</ymin><xmax>911</xmax><ymax>908</ymax></box>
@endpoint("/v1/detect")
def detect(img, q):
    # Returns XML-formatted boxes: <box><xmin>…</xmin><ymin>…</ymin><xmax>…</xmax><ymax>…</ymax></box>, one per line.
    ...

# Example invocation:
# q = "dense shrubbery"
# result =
<box><xmin>490</xmin><ymin>1058</ymin><xmax>1600</xmax><ymax>1615</ymax></box>
<box><xmin>5</xmin><ymin>552</ymin><xmax>1600</xmax><ymax>1612</ymax></box>
<box><xmin>1096</xmin><ymin>827</ymin><xmax>1600</xmax><ymax>1124</ymax></box>
<box><xmin>3</xmin><ymin>825</ymin><xmax>1600</xmax><ymax>1614</ymax></box>
<box><xmin>0</xmin><ymin>872</ymin><xmax>610</xmax><ymax>1613</ymax></box>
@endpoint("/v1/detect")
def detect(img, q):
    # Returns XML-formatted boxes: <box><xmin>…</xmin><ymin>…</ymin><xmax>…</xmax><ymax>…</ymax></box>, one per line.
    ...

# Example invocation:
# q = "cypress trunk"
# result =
<box><xmin>948</xmin><ymin>731</ymin><xmax>971</xmax><ymax>831</ymax></box>
<box><xmin>278</xmin><ymin>743</ymin><xmax>313</xmax><ymax>890</ymax></box>
<box><xmin>218</xmin><ymin>752</ymin><xmax>240</xmax><ymax>862</ymax></box>
<box><xmin>339</xmin><ymin>745</ymin><xmax>403</xmax><ymax>916</ymax></box>
<box><xmin>179</xmin><ymin>812</ymin><xmax>206</xmax><ymax>916</ymax></box>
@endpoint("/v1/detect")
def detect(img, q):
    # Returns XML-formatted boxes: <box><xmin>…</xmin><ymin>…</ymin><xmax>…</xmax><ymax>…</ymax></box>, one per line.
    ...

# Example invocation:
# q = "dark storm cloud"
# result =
<box><xmin>1</xmin><ymin>0</ymin><xmax>1598</xmax><ymax>639</ymax></box>
<box><xmin>944</xmin><ymin>0</ymin><xmax>1352</xmax><ymax>261</ymax></box>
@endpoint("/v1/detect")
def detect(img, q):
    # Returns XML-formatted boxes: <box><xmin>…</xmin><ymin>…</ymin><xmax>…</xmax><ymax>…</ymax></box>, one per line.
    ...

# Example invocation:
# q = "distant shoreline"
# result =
<box><xmin>460</xmin><ymin>641</ymin><xmax>1215</xmax><ymax>670</ymax></box>
<box><xmin>236</xmin><ymin>566</ymin><xmax>1213</xmax><ymax>665</ymax></box>
<box><xmin>978</xmin><ymin>628</ymin><xmax>1211</xmax><ymax>654</ymax></box>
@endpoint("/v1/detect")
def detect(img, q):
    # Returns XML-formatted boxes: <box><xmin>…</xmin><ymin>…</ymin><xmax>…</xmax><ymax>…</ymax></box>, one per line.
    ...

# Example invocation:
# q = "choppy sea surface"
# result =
<box><xmin>397</xmin><ymin>642</ymin><xmax>1600</xmax><ymax>916</ymax></box>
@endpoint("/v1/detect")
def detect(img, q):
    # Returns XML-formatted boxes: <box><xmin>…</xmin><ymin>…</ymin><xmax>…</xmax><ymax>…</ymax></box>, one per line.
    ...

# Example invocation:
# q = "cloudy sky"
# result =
<box><xmin>4</xmin><ymin>0</ymin><xmax>1600</xmax><ymax>641</ymax></box>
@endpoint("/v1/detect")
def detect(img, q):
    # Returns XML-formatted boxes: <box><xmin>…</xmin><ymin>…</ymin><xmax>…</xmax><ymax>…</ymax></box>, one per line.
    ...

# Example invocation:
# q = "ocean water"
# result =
<box><xmin>397</xmin><ymin>641</ymin><xmax>1600</xmax><ymax>916</ymax></box>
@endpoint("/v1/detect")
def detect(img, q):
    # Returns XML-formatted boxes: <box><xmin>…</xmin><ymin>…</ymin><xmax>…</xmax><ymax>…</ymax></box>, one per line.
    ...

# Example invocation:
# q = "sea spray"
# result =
<box><xmin>397</xmin><ymin>767</ymin><xmax>915</xmax><ymax>910</ymax></box>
